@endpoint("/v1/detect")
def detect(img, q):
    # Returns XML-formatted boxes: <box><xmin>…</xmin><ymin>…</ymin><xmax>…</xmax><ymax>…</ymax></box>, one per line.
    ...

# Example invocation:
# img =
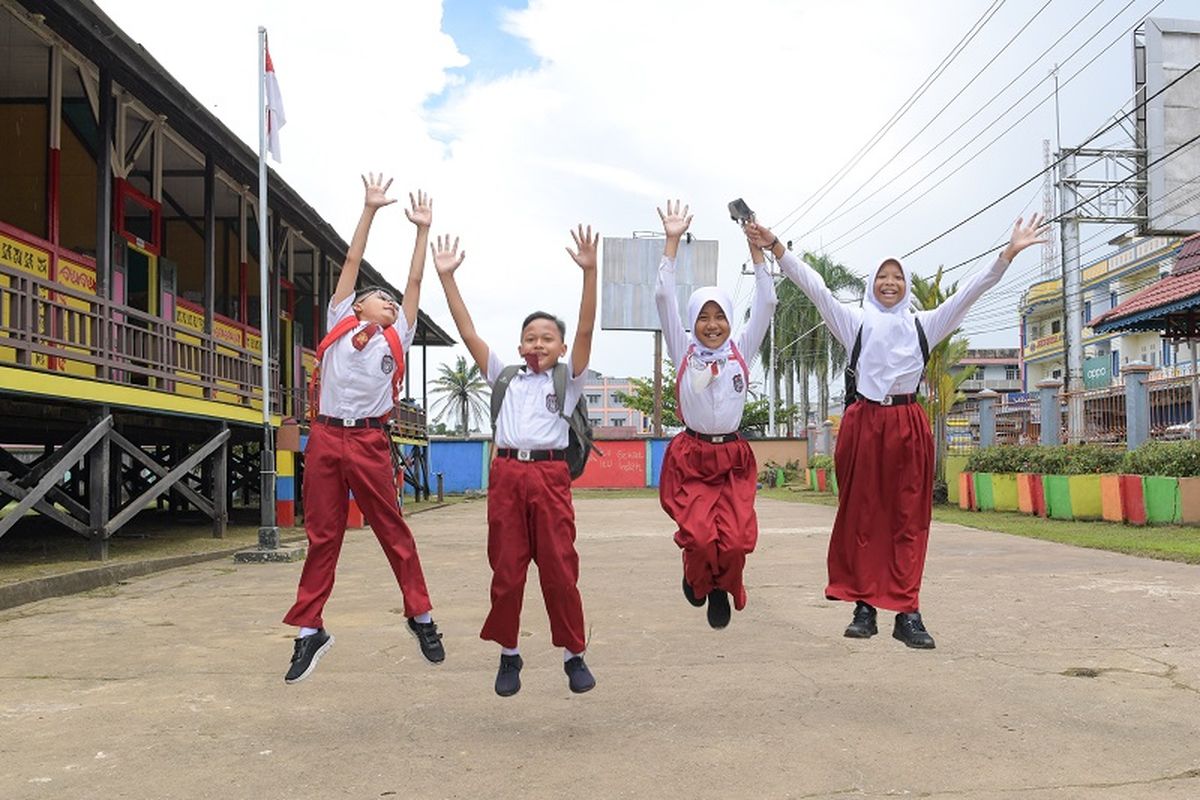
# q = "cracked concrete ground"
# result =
<box><xmin>2</xmin><ymin>496</ymin><xmax>1198</xmax><ymax>799</ymax></box>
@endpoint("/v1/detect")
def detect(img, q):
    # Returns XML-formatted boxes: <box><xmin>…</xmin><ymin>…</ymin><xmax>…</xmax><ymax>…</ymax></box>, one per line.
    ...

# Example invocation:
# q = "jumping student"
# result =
<box><xmin>655</xmin><ymin>200</ymin><xmax>777</xmax><ymax>629</ymax></box>
<box><xmin>744</xmin><ymin>213</ymin><xmax>1047</xmax><ymax>648</ymax></box>
<box><xmin>433</xmin><ymin>225</ymin><xmax>599</xmax><ymax>697</ymax></box>
<box><xmin>283</xmin><ymin>174</ymin><xmax>445</xmax><ymax>683</ymax></box>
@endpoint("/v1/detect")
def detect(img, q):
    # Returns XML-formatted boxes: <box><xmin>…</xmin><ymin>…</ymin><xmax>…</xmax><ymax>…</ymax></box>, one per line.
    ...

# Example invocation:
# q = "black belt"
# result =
<box><xmin>685</xmin><ymin>428</ymin><xmax>741</xmax><ymax>444</ymax></box>
<box><xmin>316</xmin><ymin>414</ymin><xmax>388</xmax><ymax>429</ymax></box>
<box><xmin>496</xmin><ymin>448</ymin><xmax>567</xmax><ymax>462</ymax></box>
<box><xmin>858</xmin><ymin>393</ymin><xmax>919</xmax><ymax>407</ymax></box>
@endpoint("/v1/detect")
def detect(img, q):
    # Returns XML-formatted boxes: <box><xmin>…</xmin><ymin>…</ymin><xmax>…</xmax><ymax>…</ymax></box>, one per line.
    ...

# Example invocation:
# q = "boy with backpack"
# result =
<box><xmin>433</xmin><ymin>225</ymin><xmax>599</xmax><ymax>697</ymax></box>
<box><xmin>282</xmin><ymin>174</ymin><xmax>444</xmax><ymax>683</ymax></box>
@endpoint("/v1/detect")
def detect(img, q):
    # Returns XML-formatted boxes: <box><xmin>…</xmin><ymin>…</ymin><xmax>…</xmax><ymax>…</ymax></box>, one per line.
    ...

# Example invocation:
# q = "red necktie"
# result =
<box><xmin>352</xmin><ymin>323</ymin><xmax>379</xmax><ymax>350</ymax></box>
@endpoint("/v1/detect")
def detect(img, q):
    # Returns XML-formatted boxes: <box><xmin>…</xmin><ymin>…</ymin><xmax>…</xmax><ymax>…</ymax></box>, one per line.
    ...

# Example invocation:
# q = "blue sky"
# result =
<box><xmin>436</xmin><ymin>0</ymin><xmax>538</xmax><ymax>96</ymax></box>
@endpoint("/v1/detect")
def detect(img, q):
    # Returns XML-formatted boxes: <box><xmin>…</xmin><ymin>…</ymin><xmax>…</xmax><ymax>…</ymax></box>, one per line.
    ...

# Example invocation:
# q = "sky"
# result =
<box><xmin>92</xmin><ymin>0</ymin><xmax>1200</xmax><ymax>408</ymax></box>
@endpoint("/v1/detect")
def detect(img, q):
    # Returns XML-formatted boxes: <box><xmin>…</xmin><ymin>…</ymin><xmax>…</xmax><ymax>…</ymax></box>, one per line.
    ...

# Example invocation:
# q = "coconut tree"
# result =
<box><xmin>801</xmin><ymin>252</ymin><xmax>865</xmax><ymax>421</ymax></box>
<box><xmin>429</xmin><ymin>355</ymin><xmax>490</xmax><ymax>437</ymax></box>
<box><xmin>910</xmin><ymin>267</ymin><xmax>977</xmax><ymax>485</ymax></box>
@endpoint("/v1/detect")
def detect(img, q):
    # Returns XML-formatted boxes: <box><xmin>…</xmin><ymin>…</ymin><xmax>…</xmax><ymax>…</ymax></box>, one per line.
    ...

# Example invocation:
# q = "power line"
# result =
<box><xmin>767</xmin><ymin>0</ymin><xmax>1007</xmax><ymax>234</ymax></box>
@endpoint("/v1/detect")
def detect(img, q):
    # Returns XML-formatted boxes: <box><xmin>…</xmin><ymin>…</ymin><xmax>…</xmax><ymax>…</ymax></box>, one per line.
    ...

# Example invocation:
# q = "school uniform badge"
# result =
<box><xmin>381</xmin><ymin>354</ymin><xmax>395</xmax><ymax>374</ymax></box>
<box><xmin>732</xmin><ymin>373</ymin><xmax>744</xmax><ymax>393</ymax></box>
<box><xmin>545</xmin><ymin>393</ymin><xmax>560</xmax><ymax>413</ymax></box>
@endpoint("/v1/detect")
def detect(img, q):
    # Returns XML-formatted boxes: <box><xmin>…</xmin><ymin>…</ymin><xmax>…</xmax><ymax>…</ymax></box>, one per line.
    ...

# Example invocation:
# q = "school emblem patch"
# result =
<box><xmin>545</xmin><ymin>393</ymin><xmax>560</xmax><ymax>413</ymax></box>
<box><xmin>732</xmin><ymin>373</ymin><xmax>745</xmax><ymax>393</ymax></box>
<box><xmin>381</xmin><ymin>354</ymin><xmax>395</xmax><ymax>374</ymax></box>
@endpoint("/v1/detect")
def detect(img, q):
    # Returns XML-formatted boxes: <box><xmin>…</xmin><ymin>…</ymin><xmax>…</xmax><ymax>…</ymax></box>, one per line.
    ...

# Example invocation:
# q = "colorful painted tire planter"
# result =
<box><xmin>957</xmin><ymin>471</ymin><xmax>1186</xmax><ymax>526</ymax></box>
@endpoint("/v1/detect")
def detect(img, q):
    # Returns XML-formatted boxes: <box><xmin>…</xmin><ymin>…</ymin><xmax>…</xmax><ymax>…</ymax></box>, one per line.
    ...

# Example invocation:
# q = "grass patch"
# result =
<box><xmin>759</xmin><ymin>486</ymin><xmax>1200</xmax><ymax>564</ymax></box>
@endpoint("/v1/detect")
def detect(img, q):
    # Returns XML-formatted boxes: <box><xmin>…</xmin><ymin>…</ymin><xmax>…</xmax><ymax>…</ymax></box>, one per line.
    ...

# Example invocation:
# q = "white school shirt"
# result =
<box><xmin>487</xmin><ymin>349</ymin><xmax>586</xmax><ymax>450</ymax></box>
<box><xmin>319</xmin><ymin>294</ymin><xmax>415</xmax><ymax>420</ymax></box>
<box><xmin>777</xmin><ymin>249</ymin><xmax>1010</xmax><ymax>402</ymax></box>
<box><xmin>654</xmin><ymin>256</ymin><xmax>777</xmax><ymax>434</ymax></box>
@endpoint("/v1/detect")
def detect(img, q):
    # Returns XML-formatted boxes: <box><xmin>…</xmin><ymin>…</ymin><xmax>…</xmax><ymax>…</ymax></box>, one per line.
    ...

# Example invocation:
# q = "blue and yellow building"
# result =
<box><xmin>0</xmin><ymin>0</ymin><xmax>453</xmax><ymax>557</ymax></box>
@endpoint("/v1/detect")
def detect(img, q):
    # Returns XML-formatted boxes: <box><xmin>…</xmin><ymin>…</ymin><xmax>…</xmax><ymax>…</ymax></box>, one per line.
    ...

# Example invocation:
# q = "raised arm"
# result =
<box><xmin>918</xmin><ymin>214</ymin><xmax>1048</xmax><ymax>347</ymax></box>
<box><xmin>746</xmin><ymin>221</ymin><xmax>859</xmax><ymax>349</ymax></box>
<box><xmin>737</xmin><ymin>230</ymin><xmax>778</xmax><ymax>357</ymax></box>
<box><xmin>653</xmin><ymin>199</ymin><xmax>693</xmax><ymax>365</ymax></box>
<box><xmin>565</xmin><ymin>224</ymin><xmax>599</xmax><ymax>378</ymax></box>
<box><xmin>432</xmin><ymin>235</ymin><xmax>490</xmax><ymax>374</ymax></box>
<box><xmin>332</xmin><ymin>173</ymin><xmax>396</xmax><ymax>306</ymax></box>
<box><xmin>399</xmin><ymin>190</ymin><xmax>432</xmax><ymax>330</ymax></box>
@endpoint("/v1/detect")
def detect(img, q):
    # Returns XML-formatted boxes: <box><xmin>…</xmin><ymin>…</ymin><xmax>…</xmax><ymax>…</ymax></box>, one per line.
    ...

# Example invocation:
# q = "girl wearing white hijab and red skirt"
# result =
<box><xmin>655</xmin><ymin>200</ymin><xmax>777</xmax><ymax>629</ymax></box>
<box><xmin>745</xmin><ymin>214</ymin><xmax>1047</xmax><ymax>647</ymax></box>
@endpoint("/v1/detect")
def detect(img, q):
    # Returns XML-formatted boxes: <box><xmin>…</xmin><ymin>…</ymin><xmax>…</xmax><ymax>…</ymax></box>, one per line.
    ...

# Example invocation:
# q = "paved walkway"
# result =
<box><xmin>2</xmin><ymin>496</ymin><xmax>1198</xmax><ymax>799</ymax></box>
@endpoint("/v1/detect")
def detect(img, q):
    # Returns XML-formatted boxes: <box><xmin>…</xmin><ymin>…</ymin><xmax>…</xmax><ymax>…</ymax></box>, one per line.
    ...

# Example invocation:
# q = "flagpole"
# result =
<box><xmin>257</xmin><ymin>26</ymin><xmax>279</xmax><ymax>550</ymax></box>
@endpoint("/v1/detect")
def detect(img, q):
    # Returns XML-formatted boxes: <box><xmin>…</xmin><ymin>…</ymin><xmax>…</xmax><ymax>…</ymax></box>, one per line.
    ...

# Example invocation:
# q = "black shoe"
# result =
<box><xmin>284</xmin><ymin>629</ymin><xmax>334</xmax><ymax>684</ymax></box>
<box><xmin>706</xmin><ymin>589</ymin><xmax>731</xmax><ymax>629</ymax></box>
<box><xmin>893</xmin><ymin>611</ymin><xmax>936</xmax><ymax>649</ymax></box>
<box><xmin>844</xmin><ymin>601</ymin><xmax>878</xmax><ymax>639</ymax></box>
<box><xmin>495</xmin><ymin>654</ymin><xmax>523</xmax><ymax>697</ymax></box>
<box><xmin>407</xmin><ymin>617</ymin><xmax>446</xmax><ymax>664</ymax></box>
<box><xmin>682</xmin><ymin>576</ymin><xmax>706</xmax><ymax>607</ymax></box>
<box><xmin>564</xmin><ymin>655</ymin><xmax>596</xmax><ymax>694</ymax></box>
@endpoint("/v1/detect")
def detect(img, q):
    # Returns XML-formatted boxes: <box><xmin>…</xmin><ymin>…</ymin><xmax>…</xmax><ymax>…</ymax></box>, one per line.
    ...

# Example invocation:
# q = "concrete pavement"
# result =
<box><xmin>1</xmin><ymin>495</ymin><xmax>1198</xmax><ymax>799</ymax></box>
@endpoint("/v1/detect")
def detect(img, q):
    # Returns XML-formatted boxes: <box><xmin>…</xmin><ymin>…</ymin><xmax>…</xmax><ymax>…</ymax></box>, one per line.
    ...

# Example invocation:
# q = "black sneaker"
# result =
<box><xmin>682</xmin><ymin>576</ymin><xmax>706</xmax><ymax>607</ymax></box>
<box><xmin>844</xmin><ymin>601</ymin><xmax>878</xmax><ymax>639</ymax></box>
<box><xmin>706</xmin><ymin>589</ymin><xmax>731</xmax><ymax>629</ymax></box>
<box><xmin>407</xmin><ymin>617</ymin><xmax>446</xmax><ymax>664</ymax></box>
<box><xmin>495</xmin><ymin>654</ymin><xmax>523</xmax><ymax>697</ymax></box>
<box><xmin>284</xmin><ymin>629</ymin><xmax>334</xmax><ymax>684</ymax></box>
<box><xmin>893</xmin><ymin>611</ymin><xmax>936</xmax><ymax>649</ymax></box>
<box><xmin>564</xmin><ymin>655</ymin><xmax>596</xmax><ymax>694</ymax></box>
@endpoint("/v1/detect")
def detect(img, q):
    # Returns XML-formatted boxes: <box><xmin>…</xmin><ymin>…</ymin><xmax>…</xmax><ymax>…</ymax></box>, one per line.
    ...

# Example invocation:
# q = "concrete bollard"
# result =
<box><xmin>436</xmin><ymin>472</ymin><xmax>445</xmax><ymax>503</ymax></box>
<box><xmin>1036</xmin><ymin>379</ymin><xmax>1063</xmax><ymax>446</ymax></box>
<box><xmin>1123</xmin><ymin>361</ymin><xmax>1153</xmax><ymax>450</ymax></box>
<box><xmin>821</xmin><ymin>419</ymin><xmax>834</xmax><ymax>456</ymax></box>
<box><xmin>977</xmin><ymin>388</ymin><xmax>999</xmax><ymax>448</ymax></box>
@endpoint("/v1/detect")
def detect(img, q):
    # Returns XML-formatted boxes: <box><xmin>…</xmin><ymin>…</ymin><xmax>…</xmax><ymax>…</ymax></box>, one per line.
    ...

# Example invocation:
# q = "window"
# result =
<box><xmin>611</xmin><ymin>418</ymin><xmax>625</xmax><ymax>427</ymax></box>
<box><xmin>1163</xmin><ymin>340</ymin><xmax>1173</xmax><ymax>367</ymax></box>
<box><xmin>1005</xmin><ymin>365</ymin><xmax>1019</xmax><ymax>381</ymax></box>
<box><xmin>610</xmin><ymin>393</ymin><xmax>623</xmax><ymax>406</ymax></box>
<box><xmin>589</xmin><ymin>417</ymin><xmax>602</xmax><ymax>427</ymax></box>
<box><xmin>1052</xmin><ymin>368</ymin><xmax>1062</xmax><ymax>379</ymax></box>
<box><xmin>1112</xmin><ymin>349</ymin><xmax>1120</xmax><ymax>377</ymax></box>
<box><xmin>1051</xmin><ymin>320</ymin><xmax>1061</xmax><ymax>334</ymax></box>
<box><xmin>1084</xmin><ymin>301</ymin><xmax>1092</xmax><ymax>322</ymax></box>
<box><xmin>586</xmin><ymin>393</ymin><xmax>601</xmax><ymax>405</ymax></box>
<box><xmin>1110</xmin><ymin>291</ymin><xmax>1118</xmax><ymax>309</ymax></box>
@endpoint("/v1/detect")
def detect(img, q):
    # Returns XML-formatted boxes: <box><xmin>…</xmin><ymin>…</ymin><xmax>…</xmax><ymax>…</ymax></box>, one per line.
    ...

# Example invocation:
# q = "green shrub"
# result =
<box><xmin>1120</xmin><ymin>440</ymin><xmax>1200</xmax><ymax>477</ymax></box>
<box><xmin>965</xmin><ymin>444</ymin><xmax>1123</xmax><ymax>475</ymax></box>
<box><xmin>810</xmin><ymin>454</ymin><xmax>834</xmax><ymax>470</ymax></box>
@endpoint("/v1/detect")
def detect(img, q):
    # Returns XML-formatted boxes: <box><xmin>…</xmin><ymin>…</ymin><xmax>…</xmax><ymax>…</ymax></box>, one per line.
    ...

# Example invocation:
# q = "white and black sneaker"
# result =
<box><xmin>285</xmin><ymin>629</ymin><xmax>334</xmax><ymax>684</ymax></box>
<box><xmin>407</xmin><ymin>617</ymin><xmax>446</xmax><ymax>664</ymax></box>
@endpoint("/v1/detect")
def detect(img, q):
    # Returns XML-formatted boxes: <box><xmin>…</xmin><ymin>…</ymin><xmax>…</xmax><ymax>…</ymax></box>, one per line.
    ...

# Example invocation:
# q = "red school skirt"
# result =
<box><xmin>825</xmin><ymin>400</ymin><xmax>934</xmax><ymax>613</ymax></box>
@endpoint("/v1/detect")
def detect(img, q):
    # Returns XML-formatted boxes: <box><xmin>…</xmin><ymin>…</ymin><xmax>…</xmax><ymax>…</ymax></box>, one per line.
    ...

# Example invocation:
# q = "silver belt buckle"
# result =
<box><xmin>337</xmin><ymin>417</ymin><xmax>352</xmax><ymax>426</ymax></box>
<box><xmin>517</xmin><ymin>448</ymin><xmax>532</xmax><ymax>462</ymax></box>
<box><xmin>711</xmin><ymin>434</ymin><xmax>726</xmax><ymax>443</ymax></box>
<box><xmin>881</xmin><ymin>395</ymin><xmax>894</xmax><ymax>406</ymax></box>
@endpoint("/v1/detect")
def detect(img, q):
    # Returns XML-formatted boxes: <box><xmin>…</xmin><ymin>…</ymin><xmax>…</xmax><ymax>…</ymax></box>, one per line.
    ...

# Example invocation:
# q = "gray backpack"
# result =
<box><xmin>490</xmin><ymin>363</ymin><xmax>601</xmax><ymax>480</ymax></box>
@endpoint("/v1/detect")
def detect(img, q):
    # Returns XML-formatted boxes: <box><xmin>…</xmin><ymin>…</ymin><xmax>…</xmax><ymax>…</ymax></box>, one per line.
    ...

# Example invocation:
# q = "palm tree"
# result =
<box><xmin>910</xmin><ymin>267</ymin><xmax>977</xmax><ymax>486</ymax></box>
<box><xmin>429</xmin><ymin>356</ymin><xmax>490</xmax><ymax>437</ymax></box>
<box><xmin>801</xmin><ymin>252</ymin><xmax>865</xmax><ymax>422</ymax></box>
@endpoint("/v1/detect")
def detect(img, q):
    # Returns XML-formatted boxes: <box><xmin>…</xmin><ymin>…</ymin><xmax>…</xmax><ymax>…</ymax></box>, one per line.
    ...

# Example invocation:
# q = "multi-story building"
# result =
<box><xmin>955</xmin><ymin>348</ymin><xmax>1022</xmax><ymax>395</ymax></box>
<box><xmin>581</xmin><ymin>370</ymin><xmax>652</xmax><ymax>435</ymax></box>
<box><xmin>1020</xmin><ymin>236</ymin><xmax>1179</xmax><ymax>390</ymax></box>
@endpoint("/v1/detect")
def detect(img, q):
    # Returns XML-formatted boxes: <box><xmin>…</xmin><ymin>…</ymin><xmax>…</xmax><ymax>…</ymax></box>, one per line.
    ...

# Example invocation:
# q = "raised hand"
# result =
<box><xmin>1003</xmin><ymin>213</ymin><xmax>1050</xmax><ymax>261</ymax></box>
<box><xmin>657</xmin><ymin>199</ymin><xmax>693</xmax><ymax>240</ymax></box>
<box><xmin>431</xmin><ymin>234</ymin><xmax>465</xmax><ymax>275</ymax></box>
<box><xmin>361</xmin><ymin>172</ymin><xmax>397</xmax><ymax>210</ymax></box>
<box><xmin>404</xmin><ymin>189</ymin><xmax>432</xmax><ymax>228</ymax></box>
<box><xmin>743</xmin><ymin>222</ymin><xmax>776</xmax><ymax>250</ymax></box>
<box><xmin>566</xmin><ymin>224</ymin><xmax>599</xmax><ymax>271</ymax></box>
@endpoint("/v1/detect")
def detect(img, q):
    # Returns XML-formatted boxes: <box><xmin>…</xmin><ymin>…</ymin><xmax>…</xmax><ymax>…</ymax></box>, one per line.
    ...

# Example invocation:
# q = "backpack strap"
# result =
<box><xmin>308</xmin><ymin>315</ymin><xmax>362</xmax><ymax>419</ymax></box>
<box><xmin>915</xmin><ymin>317</ymin><xmax>930</xmax><ymax>366</ymax></box>
<box><xmin>552</xmin><ymin>362</ymin><xmax>570</xmax><ymax>422</ymax></box>
<box><xmin>848</xmin><ymin>326</ymin><xmax>863</xmax><ymax>372</ymax></box>
<box><xmin>489</xmin><ymin>364</ymin><xmax>523</xmax><ymax>427</ymax></box>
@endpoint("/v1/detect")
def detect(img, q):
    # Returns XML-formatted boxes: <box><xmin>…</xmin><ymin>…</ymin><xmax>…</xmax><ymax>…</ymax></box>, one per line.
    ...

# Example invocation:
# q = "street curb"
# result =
<box><xmin>0</xmin><ymin>502</ymin><xmax>450</xmax><ymax>612</ymax></box>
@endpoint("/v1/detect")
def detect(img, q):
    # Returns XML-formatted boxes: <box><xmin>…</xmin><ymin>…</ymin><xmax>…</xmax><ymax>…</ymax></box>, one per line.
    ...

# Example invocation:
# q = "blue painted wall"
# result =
<box><xmin>428</xmin><ymin>438</ymin><xmax>490</xmax><ymax>493</ymax></box>
<box><xmin>648</xmin><ymin>438</ymin><xmax>671</xmax><ymax>488</ymax></box>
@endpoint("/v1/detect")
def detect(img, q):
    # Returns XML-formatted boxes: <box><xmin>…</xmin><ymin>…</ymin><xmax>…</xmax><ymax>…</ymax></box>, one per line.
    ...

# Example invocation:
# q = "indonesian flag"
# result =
<box><xmin>265</xmin><ymin>43</ymin><xmax>286</xmax><ymax>162</ymax></box>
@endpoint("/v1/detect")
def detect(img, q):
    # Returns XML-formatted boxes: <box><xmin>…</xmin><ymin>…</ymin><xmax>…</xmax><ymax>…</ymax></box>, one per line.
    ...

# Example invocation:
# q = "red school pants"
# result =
<box><xmin>825</xmin><ymin>400</ymin><xmax>934</xmax><ymax>613</ymax></box>
<box><xmin>283</xmin><ymin>421</ymin><xmax>432</xmax><ymax>628</ymax></box>
<box><xmin>658</xmin><ymin>432</ymin><xmax>758</xmax><ymax>610</ymax></box>
<box><xmin>479</xmin><ymin>456</ymin><xmax>586</xmax><ymax>654</ymax></box>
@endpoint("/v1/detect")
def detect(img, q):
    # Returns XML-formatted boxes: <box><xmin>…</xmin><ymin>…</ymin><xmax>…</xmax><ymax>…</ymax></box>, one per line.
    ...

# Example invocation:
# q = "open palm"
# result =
<box><xmin>658</xmin><ymin>199</ymin><xmax>693</xmax><ymax>239</ymax></box>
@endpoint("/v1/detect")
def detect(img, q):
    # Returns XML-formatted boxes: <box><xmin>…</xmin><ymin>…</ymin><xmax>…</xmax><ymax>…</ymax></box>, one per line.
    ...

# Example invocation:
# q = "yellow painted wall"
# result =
<box><xmin>0</xmin><ymin>104</ymin><xmax>48</xmax><ymax>239</ymax></box>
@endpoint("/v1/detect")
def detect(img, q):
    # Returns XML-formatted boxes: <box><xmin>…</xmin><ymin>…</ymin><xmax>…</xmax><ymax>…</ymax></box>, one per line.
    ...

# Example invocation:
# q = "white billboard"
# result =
<box><xmin>601</xmin><ymin>236</ymin><xmax>719</xmax><ymax>332</ymax></box>
<box><xmin>1136</xmin><ymin>17</ymin><xmax>1200</xmax><ymax>235</ymax></box>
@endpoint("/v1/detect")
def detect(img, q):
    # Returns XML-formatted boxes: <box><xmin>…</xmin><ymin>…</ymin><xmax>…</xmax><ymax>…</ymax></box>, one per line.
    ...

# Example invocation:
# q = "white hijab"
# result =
<box><xmin>855</xmin><ymin>258</ymin><xmax>926</xmax><ymax>401</ymax></box>
<box><xmin>685</xmin><ymin>286</ymin><xmax>736</xmax><ymax>391</ymax></box>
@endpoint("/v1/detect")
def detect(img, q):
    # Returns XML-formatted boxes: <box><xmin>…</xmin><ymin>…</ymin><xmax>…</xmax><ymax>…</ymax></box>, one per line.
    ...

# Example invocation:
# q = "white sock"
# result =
<box><xmin>299</xmin><ymin>627</ymin><xmax>319</xmax><ymax>638</ymax></box>
<box><xmin>564</xmin><ymin>649</ymin><xmax>585</xmax><ymax>662</ymax></box>
<box><xmin>501</xmin><ymin>646</ymin><xmax>520</xmax><ymax>656</ymax></box>
<box><xmin>413</xmin><ymin>612</ymin><xmax>432</xmax><ymax>624</ymax></box>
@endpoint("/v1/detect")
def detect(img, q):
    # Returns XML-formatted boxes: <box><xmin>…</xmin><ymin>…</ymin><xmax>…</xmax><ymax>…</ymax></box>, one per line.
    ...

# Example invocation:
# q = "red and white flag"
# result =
<box><xmin>265</xmin><ymin>43</ymin><xmax>286</xmax><ymax>162</ymax></box>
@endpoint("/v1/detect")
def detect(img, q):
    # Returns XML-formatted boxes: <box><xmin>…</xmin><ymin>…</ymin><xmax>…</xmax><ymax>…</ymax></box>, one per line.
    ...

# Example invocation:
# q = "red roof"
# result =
<box><xmin>1090</xmin><ymin>235</ymin><xmax>1200</xmax><ymax>329</ymax></box>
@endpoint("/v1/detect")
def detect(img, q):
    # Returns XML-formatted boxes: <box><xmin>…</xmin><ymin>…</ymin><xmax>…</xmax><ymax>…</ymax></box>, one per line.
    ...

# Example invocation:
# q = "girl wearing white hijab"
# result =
<box><xmin>746</xmin><ymin>214</ymin><xmax>1047</xmax><ymax>648</ymax></box>
<box><xmin>654</xmin><ymin>200</ymin><xmax>777</xmax><ymax>629</ymax></box>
